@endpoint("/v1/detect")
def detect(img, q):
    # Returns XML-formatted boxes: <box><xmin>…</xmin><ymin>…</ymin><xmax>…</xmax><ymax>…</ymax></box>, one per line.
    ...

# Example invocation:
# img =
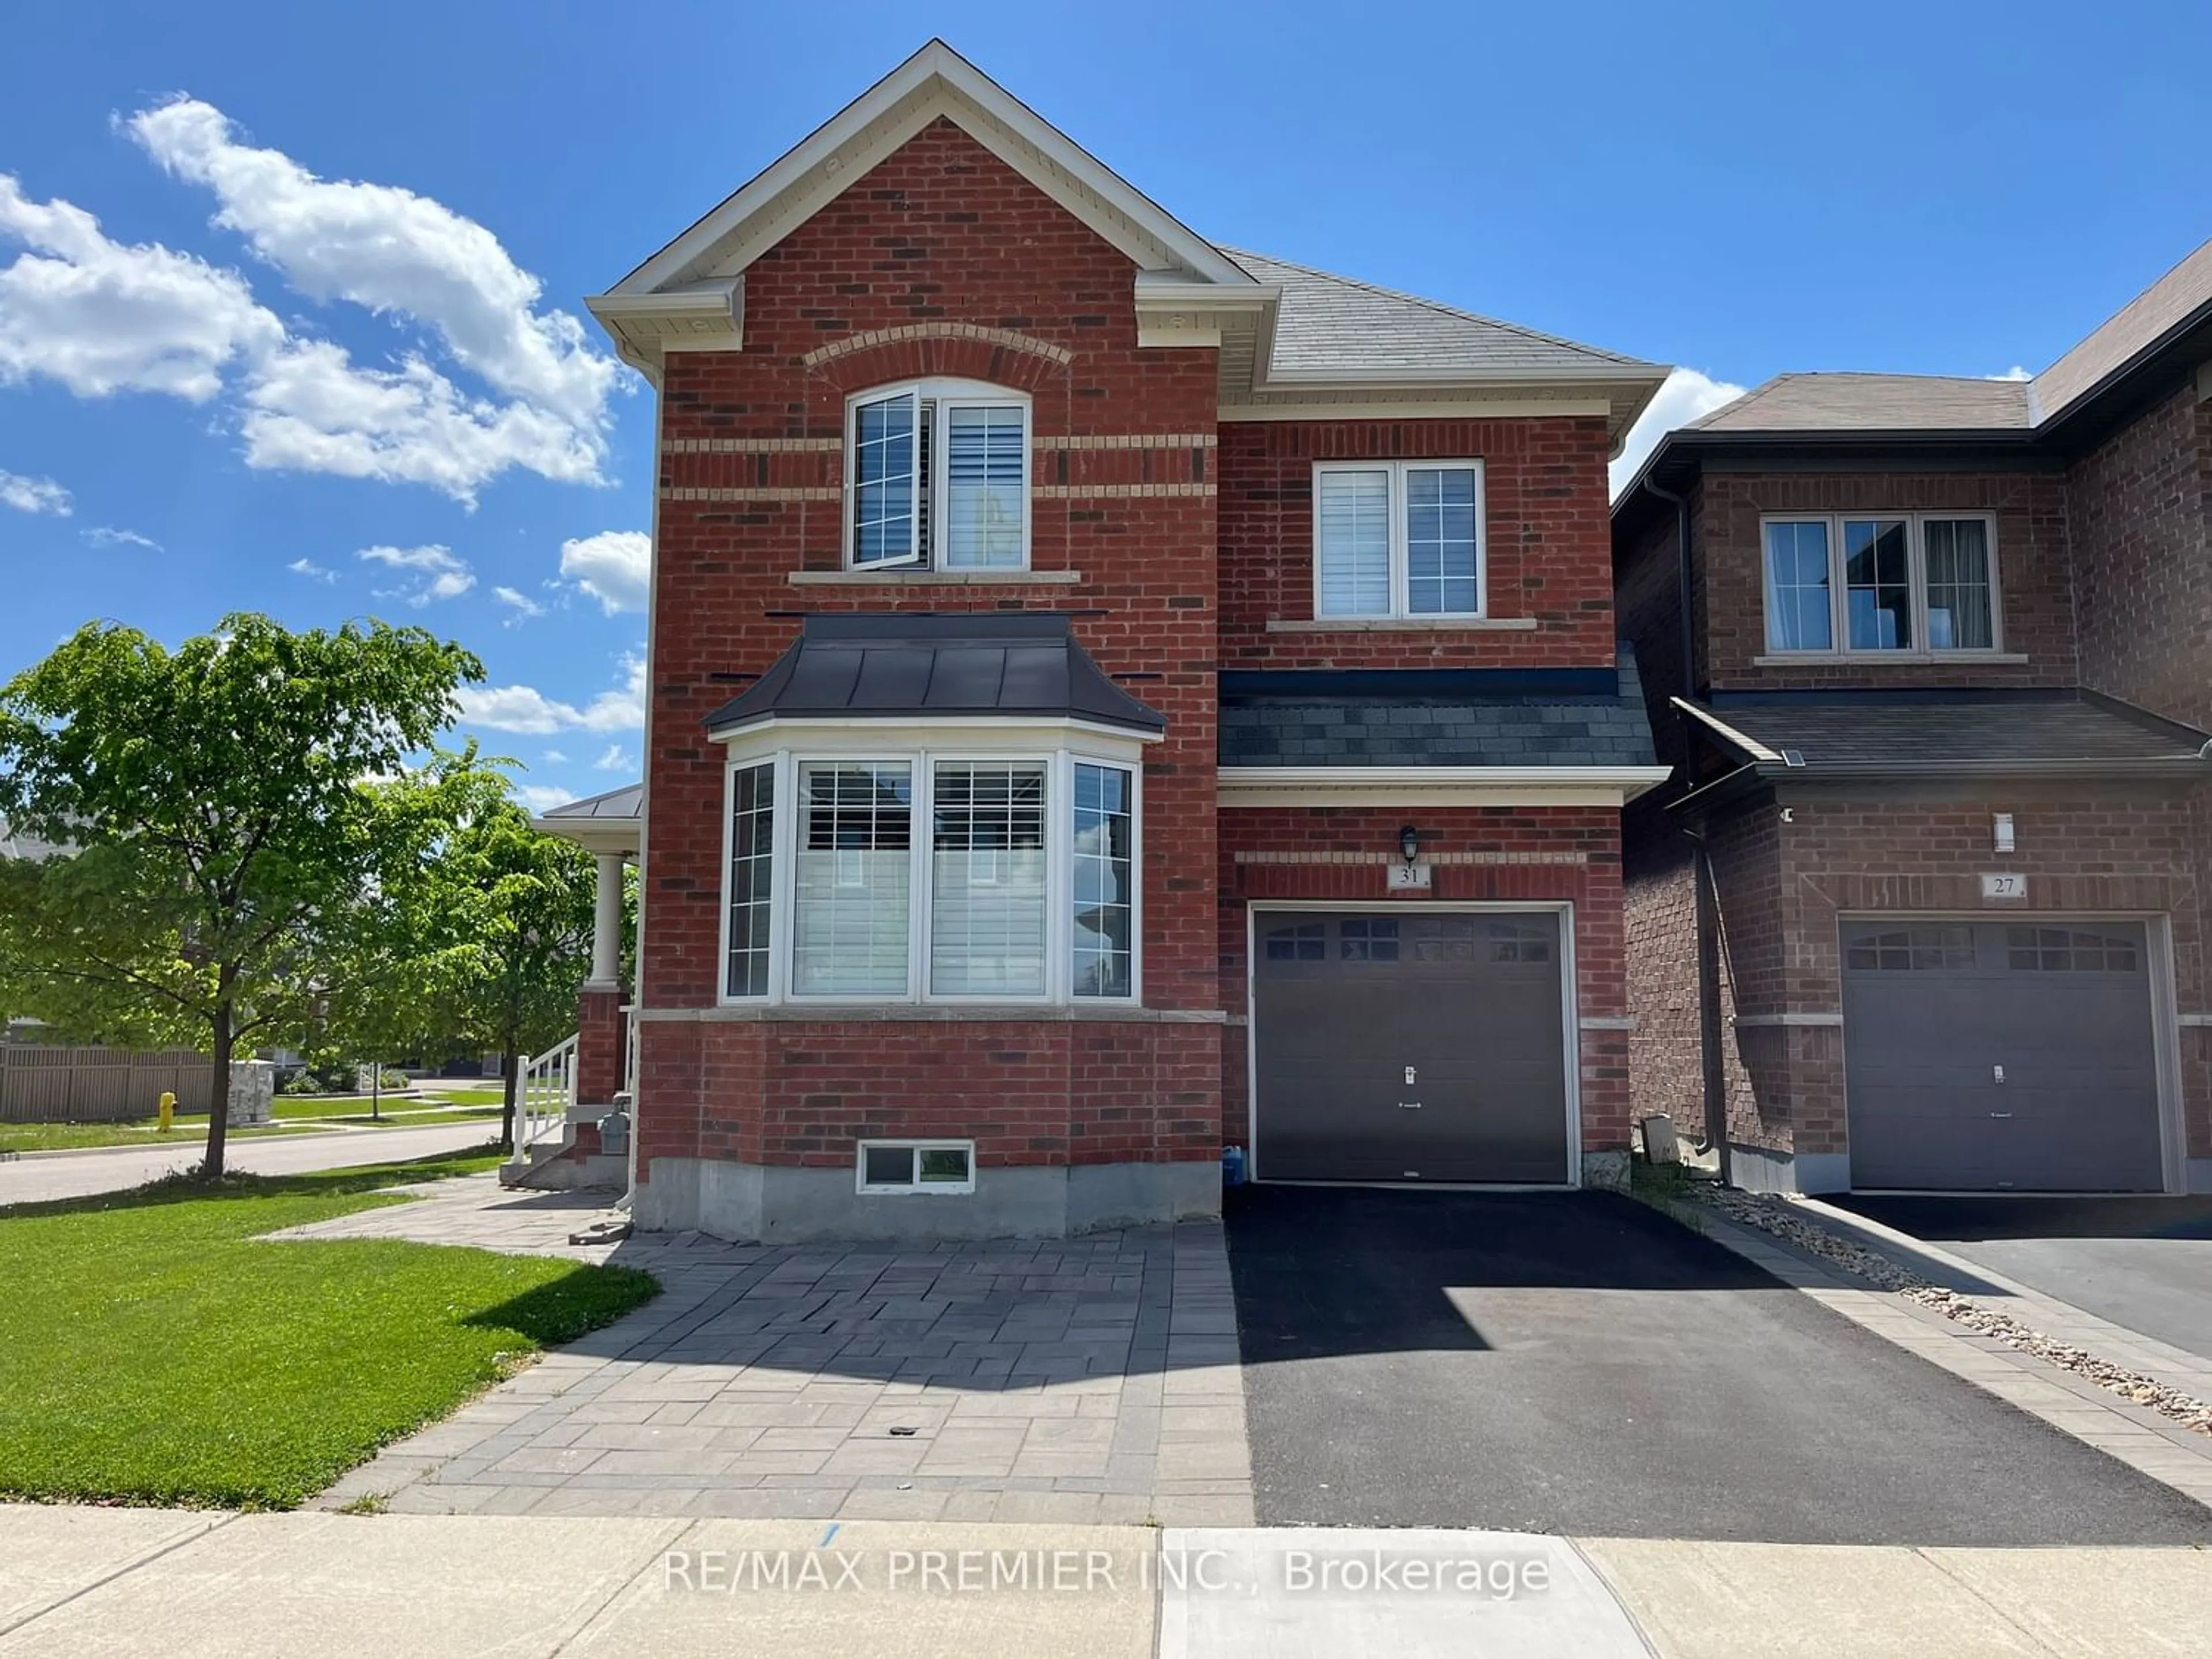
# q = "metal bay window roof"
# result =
<box><xmin>703</xmin><ymin>613</ymin><xmax>1166</xmax><ymax>736</ymax></box>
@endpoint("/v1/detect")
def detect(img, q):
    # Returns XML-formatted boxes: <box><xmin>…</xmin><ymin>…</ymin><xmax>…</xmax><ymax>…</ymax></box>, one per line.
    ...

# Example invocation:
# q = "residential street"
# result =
<box><xmin>1224</xmin><ymin>1185</ymin><xmax>2212</xmax><ymax>1543</ymax></box>
<box><xmin>0</xmin><ymin>1122</ymin><xmax>500</xmax><ymax>1206</ymax></box>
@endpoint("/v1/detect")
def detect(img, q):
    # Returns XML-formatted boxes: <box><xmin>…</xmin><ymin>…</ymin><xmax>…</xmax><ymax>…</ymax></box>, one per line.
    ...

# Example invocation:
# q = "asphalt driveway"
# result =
<box><xmin>1224</xmin><ymin>1184</ymin><xmax>2212</xmax><ymax>1544</ymax></box>
<box><xmin>1830</xmin><ymin>1194</ymin><xmax>2212</xmax><ymax>1366</ymax></box>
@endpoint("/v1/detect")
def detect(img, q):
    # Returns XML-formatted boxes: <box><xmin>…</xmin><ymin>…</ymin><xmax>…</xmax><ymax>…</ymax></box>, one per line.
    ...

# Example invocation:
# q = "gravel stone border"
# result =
<box><xmin>1689</xmin><ymin>1181</ymin><xmax>2212</xmax><ymax>1440</ymax></box>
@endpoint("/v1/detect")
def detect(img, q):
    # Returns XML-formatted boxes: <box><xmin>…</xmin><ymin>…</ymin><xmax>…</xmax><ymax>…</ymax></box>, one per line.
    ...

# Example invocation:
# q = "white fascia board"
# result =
<box><xmin>612</xmin><ymin>42</ymin><xmax>1252</xmax><ymax>297</ymax></box>
<box><xmin>712</xmin><ymin>715</ymin><xmax>1162</xmax><ymax>753</ymax></box>
<box><xmin>1256</xmin><ymin>362</ymin><xmax>1668</xmax><ymax>390</ymax></box>
<box><xmin>1669</xmin><ymin>697</ymin><xmax>1781</xmax><ymax>763</ymax></box>
<box><xmin>529</xmin><ymin>815</ymin><xmax>643</xmax><ymax>856</ymax></box>
<box><xmin>1217</xmin><ymin>765</ymin><xmax>1673</xmax><ymax>808</ymax></box>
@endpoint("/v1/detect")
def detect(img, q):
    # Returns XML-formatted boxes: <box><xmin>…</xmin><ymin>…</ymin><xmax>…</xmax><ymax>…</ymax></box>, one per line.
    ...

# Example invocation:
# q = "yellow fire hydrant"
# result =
<box><xmin>158</xmin><ymin>1091</ymin><xmax>175</xmax><ymax>1134</ymax></box>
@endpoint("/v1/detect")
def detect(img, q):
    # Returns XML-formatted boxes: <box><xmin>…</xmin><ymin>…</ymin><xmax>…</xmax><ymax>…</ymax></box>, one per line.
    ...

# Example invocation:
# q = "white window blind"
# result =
<box><xmin>929</xmin><ymin>763</ymin><xmax>1047</xmax><ymax>995</ymax></box>
<box><xmin>793</xmin><ymin>763</ymin><xmax>912</xmax><ymax>995</ymax></box>
<box><xmin>1316</xmin><ymin>468</ymin><xmax>1391</xmax><ymax>616</ymax></box>
<box><xmin>943</xmin><ymin>405</ymin><xmax>1027</xmax><ymax>569</ymax></box>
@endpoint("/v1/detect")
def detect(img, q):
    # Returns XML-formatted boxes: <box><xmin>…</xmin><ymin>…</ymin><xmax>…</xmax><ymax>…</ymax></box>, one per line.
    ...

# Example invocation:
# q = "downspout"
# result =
<box><xmin>1641</xmin><ymin>473</ymin><xmax>1729</xmax><ymax>1185</ymax></box>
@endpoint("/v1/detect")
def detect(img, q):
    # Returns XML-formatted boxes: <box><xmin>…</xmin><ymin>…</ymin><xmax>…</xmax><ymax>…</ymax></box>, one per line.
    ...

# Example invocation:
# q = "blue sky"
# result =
<box><xmin>2</xmin><ymin>1</ymin><xmax>2207</xmax><ymax>810</ymax></box>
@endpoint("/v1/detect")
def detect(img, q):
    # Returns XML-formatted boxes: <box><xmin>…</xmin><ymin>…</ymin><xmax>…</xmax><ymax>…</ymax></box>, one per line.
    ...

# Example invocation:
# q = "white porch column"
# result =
<box><xmin>588</xmin><ymin>853</ymin><xmax>624</xmax><ymax>990</ymax></box>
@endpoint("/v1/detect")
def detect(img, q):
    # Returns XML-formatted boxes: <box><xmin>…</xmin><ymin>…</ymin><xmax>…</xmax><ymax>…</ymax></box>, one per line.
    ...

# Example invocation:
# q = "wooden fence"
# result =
<box><xmin>0</xmin><ymin>1046</ymin><xmax>214</xmax><ymax>1122</ymax></box>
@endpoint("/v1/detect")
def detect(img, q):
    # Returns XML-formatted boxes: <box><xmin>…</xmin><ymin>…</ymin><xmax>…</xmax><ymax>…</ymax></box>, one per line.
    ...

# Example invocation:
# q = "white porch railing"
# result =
<box><xmin>513</xmin><ymin>1033</ymin><xmax>577</xmax><ymax>1160</ymax></box>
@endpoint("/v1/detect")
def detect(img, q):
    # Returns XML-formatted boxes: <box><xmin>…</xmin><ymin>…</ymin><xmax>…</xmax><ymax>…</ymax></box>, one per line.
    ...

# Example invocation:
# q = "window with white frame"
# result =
<box><xmin>847</xmin><ymin>380</ymin><xmax>1029</xmax><ymax>571</ymax></box>
<box><xmin>857</xmin><ymin>1139</ymin><xmax>976</xmax><ymax>1195</ymax></box>
<box><xmin>1313</xmin><ymin>460</ymin><xmax>1485</xmax><ymax>619</ymax></box>
<box><xmin>1760</xmin><ymin>513</ymin><xmax>1999</xmax><ymax>654</ymax></box>
<box><xmin>722</xmin><ymin>747</ymin><xmax>1140</xmax><ymax>1003</ymax></box>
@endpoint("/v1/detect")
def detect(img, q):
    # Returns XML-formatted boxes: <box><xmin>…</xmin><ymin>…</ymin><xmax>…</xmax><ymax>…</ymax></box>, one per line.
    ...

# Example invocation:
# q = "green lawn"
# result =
<box><xmin>0</xmin><ymin>1119</ymin><xmax>324</xmax><ymax>1154</ymax></box>
<box><xmin>425</xmin><ymin>1086</ymin><xmax>507</xmax><ymax>1107</ymax></box>
<box><xmin>306</xmin><ymin>1107</ymin><xmax>503</xmax><ymax>1128</ymax></box>
<box><xmin>0</xmin><ymin>1152</ymin><xmax>657</xmax><ymax>1508</ymax></box>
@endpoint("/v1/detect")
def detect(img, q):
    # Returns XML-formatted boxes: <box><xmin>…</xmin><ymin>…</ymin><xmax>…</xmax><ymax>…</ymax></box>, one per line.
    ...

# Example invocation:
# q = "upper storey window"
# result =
<box><xmin>847</xmin><ymin>380</ymin><xmax>1031</xmax><ymax>571</ymax></box>
<box><xmin>1313</xmin><ymin>461</ymin><xmax>1486</xmax><ymax>619</ymax></box>
<box><xmin>1762</xmin><ymin>513</ymin><xmax>1999</xmax><ymax>655</ymax></box>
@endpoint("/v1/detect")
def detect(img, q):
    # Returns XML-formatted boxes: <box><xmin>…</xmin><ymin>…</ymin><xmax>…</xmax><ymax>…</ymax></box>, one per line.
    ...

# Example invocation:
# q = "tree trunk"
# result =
<box><xmin>203</xmin><ymin>992</ymin><xmax>233</xmax><ymax>1180</ymax></box>
<box><xmin>499</xmin><ymin>1046</ymin><xmax>518</xmax><ymax>1154</ymax></box>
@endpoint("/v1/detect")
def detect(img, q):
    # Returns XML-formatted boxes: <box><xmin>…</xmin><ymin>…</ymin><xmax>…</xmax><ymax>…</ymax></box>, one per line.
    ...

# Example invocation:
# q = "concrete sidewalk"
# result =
<box><xmin>3</xmin><ymin>1507</ymin><xmax>2207</xmax><ymax>1658</ymax></box>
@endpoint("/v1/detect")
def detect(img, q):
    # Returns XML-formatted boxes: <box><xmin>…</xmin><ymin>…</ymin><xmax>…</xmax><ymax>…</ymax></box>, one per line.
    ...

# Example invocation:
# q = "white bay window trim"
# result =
<box><xmin>844</xmin><ymin>378</ymin><xmax>1032</xmax><ymax>572</ymax></box>
<box><xmin>1758</xmin><ymin>510</ymin><xmax>2005</xmax><ymax>658</ymax></box>
<box><xmin>1312</xmin><ymin>459</ymin><xmax>1487</xmax><ymax>620</ymax></box>
<box><xmin>715</xmin><ymin>724</ymin><xmax>1146</xmax><ymax>1008</ymax></box>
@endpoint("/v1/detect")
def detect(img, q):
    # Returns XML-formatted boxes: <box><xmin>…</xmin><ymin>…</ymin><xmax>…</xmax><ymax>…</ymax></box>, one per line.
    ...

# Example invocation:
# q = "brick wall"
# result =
<box><xmin>1218</xmin><ymin>417</ymin><xmax>1619</xmax><ymax>670</ymax></box>
<box><xmin>2067</xmin><ymin>381</ymin><xmax>2212</xmax><ymax>732</ymax></box>
<box><xmin>575</xmin><ymin>987</ymin><xmax>625</xmax><ymax>1105</ymax></box>
<box><xmin>1698</xmin><ymin>469</ymin><xmax>2078</xmax><ymax>688</ymax></box>
<box><xmin>1215</xmin><ymin>805</ymin><xmax>1629</xmax><ymax>1156</ymax></box>
<box><xmin>637</xmin><ymin>117</ymin><xmax>1221</xmax><ymax>1184</ymax></box>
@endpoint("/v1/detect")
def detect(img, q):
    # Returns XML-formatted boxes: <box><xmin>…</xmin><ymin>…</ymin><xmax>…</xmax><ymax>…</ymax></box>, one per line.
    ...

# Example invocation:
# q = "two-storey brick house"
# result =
<box><xmin>532</xmin><ymin>43</ymin><xmax>1668</xmax><ymax>1241</ymax></box>
<box><xmin>1615</xmin><ymin>244</ymin><xmax>2212</xmax><ymax>1197</ymax></box>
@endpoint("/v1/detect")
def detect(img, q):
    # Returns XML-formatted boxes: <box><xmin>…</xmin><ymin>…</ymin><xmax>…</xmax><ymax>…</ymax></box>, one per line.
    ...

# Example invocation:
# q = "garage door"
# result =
<box><xmin>1251</xmin><ymin>910</ymin><xmax>1570</xmax><ymax>1184</ymax></box>
<box><xmin>1841</xmin><ymin>920</ymin><xmax>2165</xmax><ymax>1192</ymax></box>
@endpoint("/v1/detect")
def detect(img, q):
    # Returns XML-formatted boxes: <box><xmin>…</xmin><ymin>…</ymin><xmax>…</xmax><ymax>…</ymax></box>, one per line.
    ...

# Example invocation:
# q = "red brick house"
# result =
<box><xmin>535</xmin><ymin>42</ymin><xmax>1668</xmax><ymax>1240</ymax></box>
<box><xmin>1615</xmin><ymin>244</ymin><xmax>2212</xmax><ymax>1196</ymax></box>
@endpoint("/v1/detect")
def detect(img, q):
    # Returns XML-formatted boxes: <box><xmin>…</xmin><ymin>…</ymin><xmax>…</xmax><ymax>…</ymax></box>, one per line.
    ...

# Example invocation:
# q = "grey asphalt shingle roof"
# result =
<box><xmin>1688</xmin><ymin>373</ymin><xmax>2034</xmax><ymax>434</ymax></box>
<box><xmin>1225</xmin><ymin>249</ymin><xmax>1661</xmax><ymax>381</ymax></box>
<box><xmin>1221</xmin><ymin>650</ymin><xmax>1657</xmax><ymax>769</ymax></box>
<box><xmin>1686</xmin><ymin>691</ymin><xmax>2212</xmax><ymax>771</ymax></box>
<box><xmin>2036</xmin><ymin>237</ymin><xmax>2212</xmax><ymax>421</ymax></box>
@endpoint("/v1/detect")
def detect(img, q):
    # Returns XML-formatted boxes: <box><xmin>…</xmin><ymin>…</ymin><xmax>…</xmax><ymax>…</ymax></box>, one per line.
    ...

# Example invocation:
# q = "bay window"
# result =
<box><xmin>847</xmin><ymin>380</ymin><xmax>1029</xmax><ymax>571</ymax></box>
<box><xmin>721</xmin><ymin>747</ymin><xmax>1139</xmax><ymax>1003</ymax></box>
<box><xmin>1314</xmin><ymin>460</ymin><xmax>1485</xmax><ymax>619</ymax></box>
<box><xmin>1761</xmin><ymin>512</ymin><xmax>1999</xmax><ymax>656</ymax></box>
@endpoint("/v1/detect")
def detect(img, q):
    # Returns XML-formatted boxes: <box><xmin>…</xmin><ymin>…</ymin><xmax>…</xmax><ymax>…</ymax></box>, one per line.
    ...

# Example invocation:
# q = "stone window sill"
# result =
<box><xmin>1749</xmin><ymin>651</ymin><xmax>2029</xmax><ymax>667</ymax></box>
<box><xmin>1266</xmin><ymin>616</ymin><xmax>1539</xmax><ymax>633</ymax></box>
<box><xmin>641</xmin><ymin>1003</ymin><xmax>1228</xmax><ymax>1024</ymax></box>
<box><xmin>787</xmin><ymin>569</ymin><xmax>1084</xmax><ymax>586</ymax></box>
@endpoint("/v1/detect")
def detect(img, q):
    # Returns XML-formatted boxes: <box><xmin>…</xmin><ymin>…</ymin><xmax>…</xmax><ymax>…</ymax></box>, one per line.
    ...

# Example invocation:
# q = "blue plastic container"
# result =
<box><xmin>1221</xmin><ymin>1144</ymin><xmax>1247</xmax><ymax>1187</ymax></box>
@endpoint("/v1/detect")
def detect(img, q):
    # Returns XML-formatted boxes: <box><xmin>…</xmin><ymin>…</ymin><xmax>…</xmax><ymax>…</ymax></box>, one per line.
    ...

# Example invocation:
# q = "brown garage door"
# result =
<box><xmin>1841</xmin><ymin>919</ymin><xmax>2165</xmax><ymax>1192</ymax></box>
<box><xmin>1251</xmin><ymin>910</ymin><xmax>1570</xmax><ymax>1184</ymax></box>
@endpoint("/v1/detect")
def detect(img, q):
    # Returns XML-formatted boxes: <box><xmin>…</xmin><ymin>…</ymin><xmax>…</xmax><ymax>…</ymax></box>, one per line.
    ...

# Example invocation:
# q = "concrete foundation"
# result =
<box><xmin>1728</xmin><ymin>1143</ymin><xmax>1850</xmax><ymax>1196</ymax></box>
<box><xmin>1580</xmin><ymin>1150</ymin><xmax>1631</xmax><ymax>1191</ymax></box>
<box><xmin>631</xmin><ymin>1156</ymin><xmax>1222</xmax><ymax>1243</ymax></box>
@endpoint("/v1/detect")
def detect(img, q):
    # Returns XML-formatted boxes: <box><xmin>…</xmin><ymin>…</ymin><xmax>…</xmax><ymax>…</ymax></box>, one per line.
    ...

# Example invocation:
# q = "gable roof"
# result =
<box><xmin>1628</xmin><ymin>232</ymin><xmax>2212</xmax><ymax>490</ymax></box>
<box><xmin>1686</xmin><ymin>372</ymin><xmax>2034</xmax><ymax>435</ymax></box>
<box><xmin>1226</xmin><ymin>249</ymin><xmax>1658</xmax><ymax>385</ymax></box>
<box><xmin>605</xmin><ymin>40</ymin><xmax>1251</xmax><ymax>300</ymax></box>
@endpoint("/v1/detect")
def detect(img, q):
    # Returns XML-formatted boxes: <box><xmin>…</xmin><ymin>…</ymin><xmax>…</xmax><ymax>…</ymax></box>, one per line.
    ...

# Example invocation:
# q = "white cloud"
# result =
<box><xmin>1987</xmin><ymin>365</ymin><xmax>2033</xmax><ymax>381</ymax></box>
<box><xmin>358</xmin><ymin>541</ymin><xmax>474</xmax><ymax>605</ymax></box>
<box><xmin>559</xmin><ymin>529</ymin><xmax>649</xmax><ymax>615</ymax></box>
<box><xmin>492</xmin><ymin>584</ymin><xmax>544</xmax><ymax>620</ymax></box>
<box><xmin>82</xmin><ymin>525</ymin><xmax>160</xmax><ymax>550</ymax></box>
<box><xmin>512</xmin><ymin>783</ymin><xmax>575</xmax><ymax>815</ymax></box>
<box><xmin>594</xmin><ymin>743</ymin><xmax>634</xmax><ymax>772</ymax></box>
<box><xmin>0</xmin><ymin>101</ymin><xmax>628</xmax><ymax>505</ymax></box>
<box><xmin>541</xmin><ymin>748</ymin><xmax>567</xmax><ymax>764</ymax></box>
<box><xmin>0</xmin><ymin>174</ymin><xmax>282</xmax><ymax>400</ymax></box>
<box><xmin>130</xmin><ymin>100</ymin><xmax>622</xmax><ymax>429</ymax></box>
<box><xmin>0</xmin><ymin>468</ymin><xmax>70</xmax><ymax>514</ymax></box>
<box><xmin>1610</xmin><ymin>368</ymin><xmax>1750</xmax><ymax>500</ymax></box>
<box><xmin>288</xmin><ymin>556</ymin><xmax>336</xmax><ymax>581</ymax></box>
<box><xmin>456</xmin><ymin>653</ymin><xmax>644</xmax><ymax>734</ymax></box>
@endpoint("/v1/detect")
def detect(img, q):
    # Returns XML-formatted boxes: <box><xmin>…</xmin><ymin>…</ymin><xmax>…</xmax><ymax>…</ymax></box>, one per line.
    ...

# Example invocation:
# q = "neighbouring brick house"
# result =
<box><xmin>1615</xmin><ymin>243</ymin><xmax>2212</xmax><ymax>1196</ymax></box>
<box><xmin>533</xmin><ymin>41</ymin><xmax>1668</xmax><ymax>1240</ymax></box>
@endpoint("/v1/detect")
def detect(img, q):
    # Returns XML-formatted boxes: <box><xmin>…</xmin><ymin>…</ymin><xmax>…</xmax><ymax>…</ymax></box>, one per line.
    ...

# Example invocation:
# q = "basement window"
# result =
<box><xmin>856</xmin><ymin>1140</ymin><xmax>976</xmax><ymax>1195</ymax></box>
<box><xmin>847</xmin><ymin>380</ymin><xmax>1030</xmax><ymax>571</ymax></box>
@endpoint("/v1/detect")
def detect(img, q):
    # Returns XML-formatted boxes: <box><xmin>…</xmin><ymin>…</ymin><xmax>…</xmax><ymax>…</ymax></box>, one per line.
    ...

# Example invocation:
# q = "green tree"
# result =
<box><xmin>400</xmin><ymin>768</ymin><xmax>597</xmax><ymax>1152</ymax></box>
<box><xmin>0</xmin><ymin>614</ymin><xmax>482</xmax><ymax>1177</ymax></box>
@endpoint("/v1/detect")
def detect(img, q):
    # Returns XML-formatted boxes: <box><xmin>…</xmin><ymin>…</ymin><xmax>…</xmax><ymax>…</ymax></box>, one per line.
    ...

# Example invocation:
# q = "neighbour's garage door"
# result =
<box><xmin>1841</xmin><ymin>920</ymin><xmax>2165</xmax><ymax>1192</ymax></box>
<box><xmin>1251</xmin><ymin>910</ymin><xmax>1570</xmax><ymax>1184</ymax></box>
